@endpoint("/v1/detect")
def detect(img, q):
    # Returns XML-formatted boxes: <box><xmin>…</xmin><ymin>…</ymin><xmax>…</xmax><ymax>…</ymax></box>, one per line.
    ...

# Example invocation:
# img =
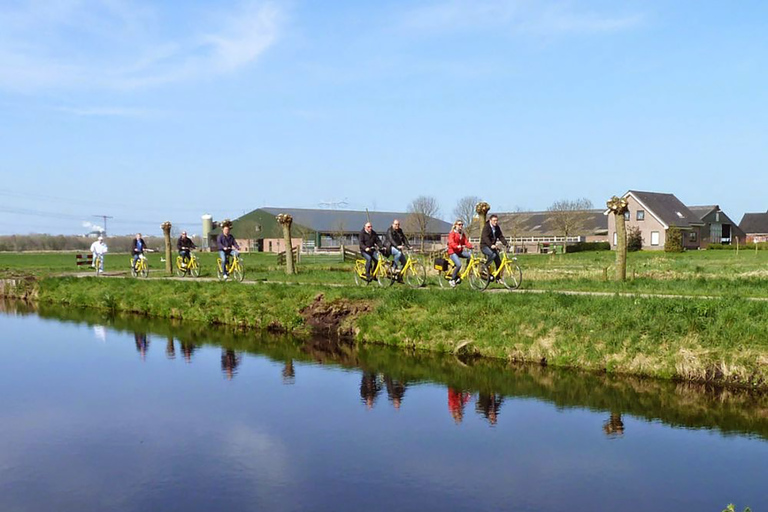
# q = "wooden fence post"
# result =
<box><xmin>276</xmin><ymin>214</ymin><xmax>296</xmax><ymax>275</ymax></box>
<box><xmin>161</xmin><ymin>221</ymin><xmax>172</xmax><ymax>275</ymax></box>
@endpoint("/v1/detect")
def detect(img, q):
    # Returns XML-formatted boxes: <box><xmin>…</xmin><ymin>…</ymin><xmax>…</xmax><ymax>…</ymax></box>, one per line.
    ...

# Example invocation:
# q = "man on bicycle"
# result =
<box><xmin>177</xmin><ymin>231</ymin><xmax>196</xmax><ymax>268</ymax></box>
<box><xmin>217</xmin><ymin>225</ymin><xmax>240</xmax><ymax>280</ymax></box>
<box><xmin>447</xmin><ymin>219</ymin><xmax>472</xmax><ymax>287</ymax></box>
<box><xmin>131</xmin><ymin>233</ymin><xmax>147</xmax><ymax>270</ymax></box>
<box><xmin>89</xmin><ymin>235</ymin><xmax>108</xmax><ymax>273</ymax></box>
<box><xmin>480</xmin><ymin>214</ymin><xmax>509</xmax><ymax>276</ymax></box>
<box><xmin>359</xmin><ymin>222</ymin><xmax>381</xmax><ymax>282</ymax></box>
<box><xmin>385</xmin><ymin>219</ymin><xmax>411</xmax><ymax>273</ymax></box>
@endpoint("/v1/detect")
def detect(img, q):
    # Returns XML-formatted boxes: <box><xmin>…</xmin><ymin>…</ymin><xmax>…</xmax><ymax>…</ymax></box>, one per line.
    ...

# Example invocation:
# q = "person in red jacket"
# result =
<box><xmin>447</xmin><ymin>219</ymin><xmax>473</xmax><ymax>287</ymax></box>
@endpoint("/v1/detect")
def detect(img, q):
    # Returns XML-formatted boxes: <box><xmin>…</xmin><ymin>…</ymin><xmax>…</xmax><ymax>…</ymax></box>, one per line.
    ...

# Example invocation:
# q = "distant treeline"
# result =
<box><xmin>0</xmin><ymin>235</ymin><xmax>201</xmax><ymax>253</ymax></box>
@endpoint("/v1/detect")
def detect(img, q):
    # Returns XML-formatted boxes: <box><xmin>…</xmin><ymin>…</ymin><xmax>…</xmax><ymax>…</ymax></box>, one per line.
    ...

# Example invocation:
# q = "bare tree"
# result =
<box><xmin>332</xmin><ymin>218</ymin><xmax>347</xmax><ymax>247</ymax></box>
<box><xmin>406</xmin><ymin>196</ymin><xmax>440</xmax><ymax>252</ymax></box>
<box><xmin>453</xmin><ymin>196</ymin><xmax>481</xmax><ymax>237</ymax></box>
<box><xmin>547</xmin><ymin>198</ymin><xmax>594</xmax><ymax>253</ymax></box>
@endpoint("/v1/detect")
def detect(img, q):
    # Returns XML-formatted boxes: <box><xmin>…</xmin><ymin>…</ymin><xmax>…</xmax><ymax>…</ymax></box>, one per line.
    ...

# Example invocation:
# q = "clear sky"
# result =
<box><xmin>1</xmin><ymin>0</ymin><xmax>767</xmax><ymax>236</ymax></box>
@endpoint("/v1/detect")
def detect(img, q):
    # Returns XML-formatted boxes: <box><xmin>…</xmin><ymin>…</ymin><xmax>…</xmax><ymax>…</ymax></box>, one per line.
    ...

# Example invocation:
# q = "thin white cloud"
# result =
<box><xmin>0</xmin><ymin>0</ymin><xmax>282</xmax><ymax>92</ymax></box>
<box><xmin>56</xmin><ymin>106</ymin><xmax>155</xmax><ymax>117</ymax></box>
<box><xmin>402</xmin><ymin>0</ymin><xmax>643</xmax><ymax>36</ymax></box>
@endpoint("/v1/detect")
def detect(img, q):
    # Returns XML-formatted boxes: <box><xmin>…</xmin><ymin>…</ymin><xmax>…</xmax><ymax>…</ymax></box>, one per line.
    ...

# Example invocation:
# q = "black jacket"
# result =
<box><xmin>359</xmin><ymin>229</ymin><xmax>380</xmax><ymax>252</ymax></box>
<box><xmin>481</xmin><ymin>222</ymin><xmax>508</xmax><ymax>249</ymax></box>
<box><xmin>177</xmin><ymin>236</ymin><xmax>196</xmax><ymax>251</ymax></box>
<box><xmin>131</xmin><ymin>238</ymin><xmax>147</xmax><ymax>255</ymax></box>
<box><xmin>385</xmin><ymin>226</ymin><xmax>411</xmax><ymax>250</ymax></box>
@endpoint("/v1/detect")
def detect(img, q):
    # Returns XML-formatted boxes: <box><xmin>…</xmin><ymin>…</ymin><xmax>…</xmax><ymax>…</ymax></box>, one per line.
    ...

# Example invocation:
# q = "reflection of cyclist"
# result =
<box><xmin>221</xmin><ymin>349</ymin><xmax>242</xmax><ymax>380</ymax></box>
<box><xmin>384</xmin><ymin>375</ymin><xmax>407</xmax><ymax>410</ymax></box>
<box><xmin>134</xmin><ymin>332</ymin><xmax>149</xmax><ymax>361</ymax></box>
<box><xmin>90</xmin><ymin>235</ymin><xmax>108</xmax><ymax>273</ymax></box>
<box><xmin>131</xmin><ymin>233</ymin><xmax>147</xmax><ymax>270</ymax></box>
<box><xmin>359</xmin><ymin>222</ymin><xmax>381</xmax><ymax>282</ymax></box>
<box><xmin>448</xmin><ymin>388</ymin><xmax>471</xmax><ymax>424</ymax></box>
<box><xmin>359</xmin><ymin>372</ymin><xmax>382</xmax><ymax>410</ymax></box>
<box><xmin>480</xmin><ymin>214</ymin><xmax>508</xmax><ymax>273</ymax></box>
<box><xmin>217</xmin><ymin>225</ymin><xmax>240</xmax><ymax>280</ymax></box>
<box><xmin>385</xmin><ymin>219</ymin><xmax>411</xmax><ymax>273</ymax></box>
<box><xmin>476</xmin><ymin>392</ymin><xmax>504</xmax><ymax>425</ymax></box>
<box><xmin>177</xmin><ymin>231</ymin><xmax>196</xmax><ymax>266</ymax></box>
<box><xmin>447</xmin><ymin>219</ymin><xmax>473</xmax><ymax>287</ymax></box>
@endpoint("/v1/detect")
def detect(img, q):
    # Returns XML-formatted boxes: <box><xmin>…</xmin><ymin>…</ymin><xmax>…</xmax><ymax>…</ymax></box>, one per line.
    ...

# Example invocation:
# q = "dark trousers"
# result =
<box><xmin>362</xmin><ymin>250</ymin><xmax>378</xmax><ymax>277</ymax></box>
<box><xmin>482</xmin><ymin>246</ymin><xmax>501</xmax><ymax>269</ymax></box>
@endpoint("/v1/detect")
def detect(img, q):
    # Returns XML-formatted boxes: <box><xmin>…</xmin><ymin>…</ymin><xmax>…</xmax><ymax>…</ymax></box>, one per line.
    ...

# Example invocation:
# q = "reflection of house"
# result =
<box><xmin>739</xmin><ymin>211</ymin><xmax>768</xmax><ymax>243</ymax></box>
<box><xmin>606</xmin><ymin>191</ymin><xmax>743</xmax><ymax>250</ymax></box>
<box><xmin>210</xmin><ymin>207</ymin><xmax>451</xmax><ymax>253</ymax></box>
<box><xmin>495</xmin><ymin>210</ymin><xmax>608</xmax><ymax>252</ymax></box>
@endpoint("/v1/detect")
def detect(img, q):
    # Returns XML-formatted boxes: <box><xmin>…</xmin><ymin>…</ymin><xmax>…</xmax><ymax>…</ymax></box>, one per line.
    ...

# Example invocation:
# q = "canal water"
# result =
<box><xmin>0</xmin><ymin>301</ymin><xmax>766</xmax><ymax>512</ymax></box>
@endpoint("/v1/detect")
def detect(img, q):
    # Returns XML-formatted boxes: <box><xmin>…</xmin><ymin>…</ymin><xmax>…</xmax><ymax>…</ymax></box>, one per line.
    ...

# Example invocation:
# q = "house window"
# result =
<box><xmin>636</xmin><ymin>210</ymin><xmax>645</xmax><ymax>221</ymax></box>
<box><xmin>624</xmin><ymin>211</ymin><xmax>630</xmax><ymax>221</ymax></box>
<box><xmin>689</xmin><ymin>231</ymin><xmax>697</xmax><ymax>243</ymax></box>
<box><xmin>651</xmin><ymin>231</ymin><xmax>659</xmax><ymax>246</ymax></box>
<box><xmin>268</xmin><ymin>241</ymin><xmax>273</xmax><ymax>252</ymax></box>
<box><xmin>613</xmin><ymin>232</ymin><xmax>618</xmax><ymax>246</ymax></box>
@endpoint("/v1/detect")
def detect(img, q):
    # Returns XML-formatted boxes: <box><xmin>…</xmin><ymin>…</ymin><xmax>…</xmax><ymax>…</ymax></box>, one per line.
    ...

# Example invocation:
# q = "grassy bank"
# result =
<box><xmin>4</xmin><ymin>275</ymin><xmax>768</xmax><ymax>389</ymax></box>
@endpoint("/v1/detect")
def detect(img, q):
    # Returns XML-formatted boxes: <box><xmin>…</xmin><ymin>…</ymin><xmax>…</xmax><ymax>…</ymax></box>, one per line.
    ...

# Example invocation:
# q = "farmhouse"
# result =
<box><xmin>494</xmin><ymin>209</ymin><xmax>608</xmax><ymax>253</ymax></box>
<box><xmin>209</xmin><ymin>207</ymin><xmax>451</xmax><ymax>253</ymax></box>
<box><xmin>739</xmin><ymin>211</ymin><xmax>768</xmax><ymax>243</ymax></box>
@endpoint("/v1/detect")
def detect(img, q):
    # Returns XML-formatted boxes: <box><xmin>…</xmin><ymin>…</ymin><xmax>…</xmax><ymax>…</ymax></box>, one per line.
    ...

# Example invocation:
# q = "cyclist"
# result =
<box><xmin>131</xmin><ymin>233</ymin><xmax>147</xmax><ymax>271</ymax></box>
<box><xmin>447</xmin><ymin>219</ymin><xmax>473</xmax><ymax>287</ymax></box>
<box><xmin>89</xmin><ymin>235</ymin><xmax>108</xmax><ymax>273</ymax></box>
<box><xmin>177</xmin><ymin>231</ymin><xmax>196</xmax><ymax>268</ymax></box>
<box><xmin>359</xmin><ymin>221</ymin><xmax>381</xmax><ymax>282</ymax></box>
<box><xmin>385</xmin><ymin>219</ymin><xmax>411</xmax><ymax>274</ymax></box>
<box><xmin>480</xmin><ymin>214</ymin><xmax>509</xmax><ymax>277</ymax></box>
<box><xmin>217</xmin><ymin>225</ymin><xmax>240</xmax><ymax>280</ymax></box>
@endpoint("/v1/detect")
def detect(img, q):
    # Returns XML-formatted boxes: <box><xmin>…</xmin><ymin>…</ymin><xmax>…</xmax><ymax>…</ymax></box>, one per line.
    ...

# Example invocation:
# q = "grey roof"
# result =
<box><xmin>687</xmin><ymin>205</ymin><xmax>718</xmax><ymax>219</ymax></box>
<box><xmin>260</xmin><ymin>207</ymin><xmax>451</xmax><ymax>234</ymax></box>
<box><xmin>739</xmin><ymin>212</ymin><xmax>768</xmax><ymax>234</ymax></box>
<box><xmin>626</xmin><ymin>191</ymin><xmax>703</xmax><ymax>228</ymax></box>
<box><xmin>496</xmin><ymin>209</ymin><xmax>608</xmax><ymax>237</ymax></box>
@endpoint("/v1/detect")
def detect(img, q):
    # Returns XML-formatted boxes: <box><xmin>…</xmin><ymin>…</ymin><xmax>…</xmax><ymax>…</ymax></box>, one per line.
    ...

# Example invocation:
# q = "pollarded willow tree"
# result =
<box><xmin>606</xmin><ymin>196</ymin><xmax>628</xmax><ymax>281</ymax></box>
<box><xmin>161</xmin><ymin>221</ymin><xmax>172</xmax><ymax>275</ymax></box>
<box><xmin>276</xmin><ymin>213</ymin><xmax>296</xmax><ymax>274</ymax></box>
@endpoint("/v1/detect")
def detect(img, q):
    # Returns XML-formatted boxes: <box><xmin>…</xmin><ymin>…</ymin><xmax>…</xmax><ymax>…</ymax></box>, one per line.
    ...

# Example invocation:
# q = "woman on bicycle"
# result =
<box><xmin>131</xmin><ymin>233</ymin><xmax>147</xmax><ymax>270</ymax></box>
<box><xmin>447</xmin><ymin>219</ymin><xmax>472</xmax><ymax>287</ymax></box>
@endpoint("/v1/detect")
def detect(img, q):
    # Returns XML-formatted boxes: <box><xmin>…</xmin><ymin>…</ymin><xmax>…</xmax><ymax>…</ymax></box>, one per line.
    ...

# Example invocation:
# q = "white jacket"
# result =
<box><xmin>90</xmin><ymin>241</ymin><xmax>108</xmax><ymax>256</ymax></box>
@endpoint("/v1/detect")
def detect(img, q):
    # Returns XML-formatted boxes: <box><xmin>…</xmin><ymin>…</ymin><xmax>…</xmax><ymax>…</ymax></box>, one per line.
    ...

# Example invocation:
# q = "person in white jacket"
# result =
<box><xmin>90</xmin><ymin>236</ymin><xmax>108</xmax><ymax>273</ymax></box>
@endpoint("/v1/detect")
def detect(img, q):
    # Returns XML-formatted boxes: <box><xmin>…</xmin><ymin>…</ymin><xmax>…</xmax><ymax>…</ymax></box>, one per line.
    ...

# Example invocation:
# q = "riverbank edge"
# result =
<box><xmin>2</xmin><ymin>276</ymin><xmax>768</xmax><ymax>390</ymax></box>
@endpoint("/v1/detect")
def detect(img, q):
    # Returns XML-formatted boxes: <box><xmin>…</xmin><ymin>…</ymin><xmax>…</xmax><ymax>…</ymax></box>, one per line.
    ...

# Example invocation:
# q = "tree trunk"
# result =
<box><xmin>161</xmin><ymin>221</ymin><xmax>172</xmax><ymax>275</ymax></box>
<box><xmin>277</xmin><ymin>214</ymin><xmax>296</xmax><ymax>275</ymax></box>
<box><xmin>615</xmin><ymin>213</ymin><xmax>627</xmax><ymax>281</ymax></box>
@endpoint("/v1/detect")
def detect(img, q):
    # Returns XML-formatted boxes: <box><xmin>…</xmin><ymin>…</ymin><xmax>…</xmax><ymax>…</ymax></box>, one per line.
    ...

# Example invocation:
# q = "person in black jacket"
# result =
<box><xmin>177</xmin><ymin>231</ymin><xmax>196</xmax><ymax>266</ymax></box>
<box><xmin>385</xmin><ymin>219</ymin><xmax>411</xmax><ymax>272</ymax></box>
<box><xmin>131</xmin><ymin>233</ymin><xmax>147</xmax><ymax>270</ymax></box>
<box><xmin>359</xmin><ymin>222</ymin><xmax>380</xmax><ymax>281</ymax></box>
<box><xmin>480</xmin><ymin>214</ymin><xmax>508</xmax><ymax>271</ymax></box>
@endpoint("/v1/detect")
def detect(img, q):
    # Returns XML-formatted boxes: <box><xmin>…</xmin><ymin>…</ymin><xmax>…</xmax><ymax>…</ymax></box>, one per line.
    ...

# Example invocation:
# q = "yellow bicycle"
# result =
<box><xmin>435</xmin><ymin>251</ymin><xmax>489</xmax><ymax>290</ymax></box>
<box><xmin>385</xmin><ymin>251</ymin><xmax>427</xmax><ymax>288</ymax></box>
<box><xmin>176</xmin><ymin>251</ymin><xmax>201</xmax><ymax>278</ymax></box>
<box><xmin>92</xmin><ymin>254</ymin><xmax>103</xmax><ymax>275</ymax></box>
<box><xmin>217</xmin><ymin>253</ymin><xmax>244</xmax><ymax>282</ymax></box>
<box><xmin>353</xmin><ymin>250</ymin><xmax>388</xmax><ymax>287</ymax></box>
<box><xmin>130</xmin><ymin>254</ymin><xmax>149</xmax><ymax>278</ymax></box>
<box><xmin>485</xmin><ymin>249</ymin><xmax>523</xmax><ymax>290</ymax></box>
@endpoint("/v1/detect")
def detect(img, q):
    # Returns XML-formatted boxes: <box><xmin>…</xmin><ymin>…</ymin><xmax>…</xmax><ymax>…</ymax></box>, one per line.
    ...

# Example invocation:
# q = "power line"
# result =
<box><xmin>93</xmin><ymin>214</ymin><xmax>113</xmax><ymax>237</ymax></box>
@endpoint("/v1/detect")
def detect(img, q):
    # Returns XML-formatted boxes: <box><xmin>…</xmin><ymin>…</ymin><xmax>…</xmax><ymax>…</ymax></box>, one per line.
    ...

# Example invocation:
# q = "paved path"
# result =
<box><xmin>70</xmin><ymin>272</ymin><xmax>768</xmax><ymax>301</ymax></box>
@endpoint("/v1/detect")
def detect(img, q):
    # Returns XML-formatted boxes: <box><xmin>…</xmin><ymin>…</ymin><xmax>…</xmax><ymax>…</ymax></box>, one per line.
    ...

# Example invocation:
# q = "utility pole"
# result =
<box><xmin>93</xmin><ymin>214</ymin><xmax>113</xmax><ymax>236</ymax></box>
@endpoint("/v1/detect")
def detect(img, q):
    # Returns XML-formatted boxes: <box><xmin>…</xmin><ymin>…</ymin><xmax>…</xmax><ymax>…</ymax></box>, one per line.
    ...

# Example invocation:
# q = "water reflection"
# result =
<box><xmin>448</xmin><ymin>388</ymin><xmax>471</xmax><ymax>424</ymax></box>
<box><xmin>282</xmin><ymin>359</ymin><xmax>295</xmax><ymax>384</ymax></box>
<box><xmin>476</xmin><ymin>392</ymin><xmax>504</xmax><ymax>426</ymax></box>
<box><xmin>134</xmin><ymin>332</ymin><xmax>149</xmax><ymax>361</ymax></box>
<box><xmin>221</xmin><ymin>349</ymin><xmax>242</xmax><ymax>380</ymax></box>
<box><xmin>360</xmin><ymin>372</ymin><xmax>382</xmax><ymax>410</ymax></box>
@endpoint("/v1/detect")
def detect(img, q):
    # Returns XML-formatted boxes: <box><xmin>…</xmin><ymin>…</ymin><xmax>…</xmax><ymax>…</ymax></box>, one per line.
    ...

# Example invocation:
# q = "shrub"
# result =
<box><xmin>568</xmin><ymin>241</ymin><xmax>611</xmax><ymax>253</ymax></box>
<box><xmin>665</xmin><ymin>227</ymin><xmax>683</xmax><ymax>253</ymax></box>
<box><xmin>627</xmin><ymin>226</ymin><xmax>643</xmax><ymax>252</ymax></box>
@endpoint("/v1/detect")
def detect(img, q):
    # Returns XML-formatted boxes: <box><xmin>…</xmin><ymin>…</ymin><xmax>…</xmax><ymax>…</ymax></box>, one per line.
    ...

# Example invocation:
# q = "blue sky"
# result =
<box><xmin>1</xmin><ymin>0</ymin><xmax>767</xmax><ymax>236</ymax></box>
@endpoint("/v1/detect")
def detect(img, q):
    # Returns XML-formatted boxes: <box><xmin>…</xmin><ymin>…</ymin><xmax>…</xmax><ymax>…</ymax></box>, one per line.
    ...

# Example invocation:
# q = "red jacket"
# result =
<box><xmin>447</xmin><ymin>230</ymin><xmax>472</xmax><ymax>255</ymax></box>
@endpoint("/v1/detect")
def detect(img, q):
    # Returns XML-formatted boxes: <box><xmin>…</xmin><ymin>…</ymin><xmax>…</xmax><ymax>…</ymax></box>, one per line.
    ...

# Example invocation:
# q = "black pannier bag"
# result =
<box><xmin>433</xmin><ymin>257</ymin><xmax>449</xmax><ymax>271</ymax></box>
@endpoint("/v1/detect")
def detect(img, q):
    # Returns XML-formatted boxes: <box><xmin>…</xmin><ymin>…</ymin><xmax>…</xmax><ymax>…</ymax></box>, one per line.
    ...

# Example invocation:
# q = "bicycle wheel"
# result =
<box><xmin>500</xmin><ymin>262</ymin><xmax>523</xmax><ymax>290</ymax></box>
<box><xmin>436</xmin><ymin>267</ymin><xmax>452</xmax><ymax>288</ymax></box>
<box><xmin>404</xmin><ymin>260</ymin><xmax>426</xmax><ymax>288</ymax></box>
<box><xmin>139</xmin><ymin>260</ymin><xmax>149</xmax><ymax>278</ymax></box>
<box><xmin>468</xmin><ymin>263</ymin><xmax>490</xmax><ymax>291</ymax></box>
<box><xmin>130</xmin><ymin>259</ymin><xmax>138</xmax><ymax>277</ymax></box>
<box><xmin>175</xmin><ymin>256</ymin><xmax>186</xmax><ymax>277</ymax></box>
<box><xmin>377</xmin><ymin>260</ymin><xmax>394</xmax><ymax>287</ymax></box>
<box><xmin>216</xmin><ymin>259</ymin><xmax>225</xmax><ymax>281</ymax></box>
<box><xmin>190</xmin><ymin>257</ymin><xmax>200</xmax><ymax>277</ymax></box>
<box><xmin>233</xmin><ymin>259</ymin><xmax>245</xmax><ymax>282</ymax></box>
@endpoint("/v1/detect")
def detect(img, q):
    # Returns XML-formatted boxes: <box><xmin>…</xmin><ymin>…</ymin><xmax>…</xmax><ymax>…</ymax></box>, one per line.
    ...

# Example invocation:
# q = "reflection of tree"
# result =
<box><xmin>165</xmin><ymin>336</ymin><xmax>176</xmax><ymax>360</ymax></box>
<box><xmin>134</xmin><ymin>332</ymin><xmax>149</xmax><ymax>361</ymax></box>
<box><xmin>383</xmin><ymin>375</ymin><xmax>407</xmax><ymax>410</ymax></box>
<box><xmin>180</xmin><ymin>342</ymin><xmax>197</xmax><ymax>363</ymax></box>
<box><xmin>360</xmin><ymin>372</ymin><xmax>382</xmax><ymax>410</ymax></box>
<box><xmin>476</xmin><ymin>392</ymin><xmax>504</xmax><ymax>425</ymax></box>
<box><xmin>448</xmin><ymin>388</ymin><xmax>472</xmax><ymax>424</ymax></box>
<box><xmin>603</xmin><ymin>412</ymin><xmax>625</xmax><ymax>437</ymax></box>
<box><xmin>282</xmin><ymin>359</ymin><xmax>295</xmax><ymax>384</ymax></box>
<box><xmin>221</xmin><ymin>349</ymin><xmax>242</xmax><ymax>380</ymax></box>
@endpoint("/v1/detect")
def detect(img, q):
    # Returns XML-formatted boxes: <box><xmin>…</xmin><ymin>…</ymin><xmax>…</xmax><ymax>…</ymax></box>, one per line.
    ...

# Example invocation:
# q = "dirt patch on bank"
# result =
<box><xmin>0</xmin><ymin>275</ymin><xmax>39</xmax><ymax>301</ymax></box>
<box><xmin>300</xmin><ymin>293</ymin><xmax>373</xmax><ymax>338</ymax></box>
